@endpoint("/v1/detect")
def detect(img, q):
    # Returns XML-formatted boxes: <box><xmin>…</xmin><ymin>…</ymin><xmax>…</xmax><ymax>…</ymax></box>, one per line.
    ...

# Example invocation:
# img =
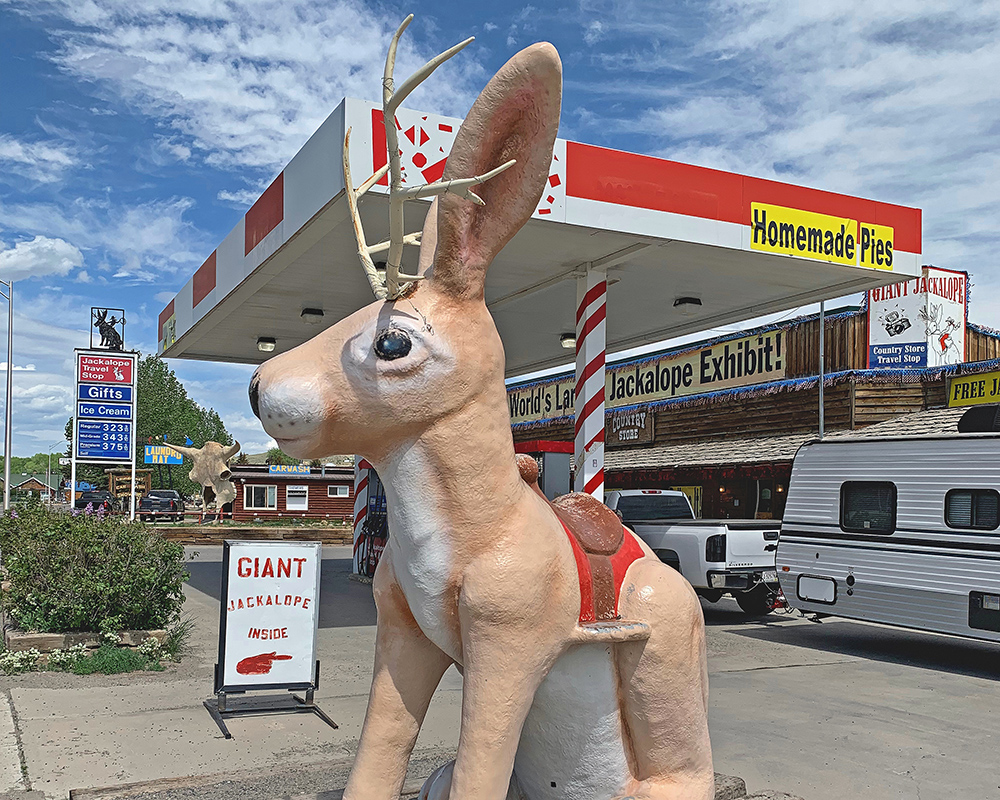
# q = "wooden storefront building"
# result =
<box><xmin>230</xmin><ymin>464</ymin><xmax>354</xmax><ymax>522</ymax></box>
<box><xmin>509</xmin><ymin>288</ymin><xmax>1000</xmax><ymax>520</ymax></box>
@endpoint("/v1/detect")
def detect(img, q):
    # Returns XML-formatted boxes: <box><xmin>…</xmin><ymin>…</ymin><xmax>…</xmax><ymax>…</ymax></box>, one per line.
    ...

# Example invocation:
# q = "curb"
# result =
<box><xmin>68</xmin><ymin>771</ymin><xmax>802</xmax><ymax>800</ymax></box>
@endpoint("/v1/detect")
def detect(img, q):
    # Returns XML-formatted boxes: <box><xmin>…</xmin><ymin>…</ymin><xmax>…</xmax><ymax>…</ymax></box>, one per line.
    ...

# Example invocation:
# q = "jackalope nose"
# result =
<box><xmin>248</xmin><ymin>372</ymin><xmax>261</xmax><ymax>419</ymax></box>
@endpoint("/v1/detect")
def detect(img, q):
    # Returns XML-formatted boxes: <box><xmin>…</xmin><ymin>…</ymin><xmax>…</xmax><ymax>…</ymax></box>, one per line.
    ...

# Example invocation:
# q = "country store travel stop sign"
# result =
<box><xmin>217</xmin><ymin>541</ymin><xmax>321</xmax><ymax>691</ymax></box>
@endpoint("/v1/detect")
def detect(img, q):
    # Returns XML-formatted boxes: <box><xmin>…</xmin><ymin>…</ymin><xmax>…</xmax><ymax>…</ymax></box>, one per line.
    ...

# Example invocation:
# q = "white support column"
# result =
<box><xmin>352</xmin><ymin>456</ymin><xmax>371</xmax><ymax>574</ymax></box>
<box><xmin>574</xmin><ymin>265</ymin><xmax>607</xmax><ymax>502</ymax></box>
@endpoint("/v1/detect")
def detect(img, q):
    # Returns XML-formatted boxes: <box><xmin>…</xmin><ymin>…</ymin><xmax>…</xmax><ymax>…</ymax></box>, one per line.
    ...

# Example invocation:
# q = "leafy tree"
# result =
<box><xmin>265</xmin><ymin>447</ymin><xmax>299</xmax><ymax>466</ymax></box>
<box><xmin>64</xmin><ymin>355</ymin><xmax>234</xmax><ymax>497</ymax></box>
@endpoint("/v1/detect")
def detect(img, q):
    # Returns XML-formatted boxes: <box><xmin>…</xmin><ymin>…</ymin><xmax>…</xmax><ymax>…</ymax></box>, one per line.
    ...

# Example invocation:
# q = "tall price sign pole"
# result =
<box><xmin>1</xmin><ymin>280</ymin><xmax>11</xmax><ymax>511</ymax></box>
<box><xmin>71</xmin><ymin>311</ymin><xmax>138</xmax><ymax>518</ymax></box>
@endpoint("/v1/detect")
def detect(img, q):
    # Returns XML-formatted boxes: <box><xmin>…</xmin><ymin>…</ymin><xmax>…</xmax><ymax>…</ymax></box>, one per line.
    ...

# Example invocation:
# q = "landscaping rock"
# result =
<box><xmin>745</xmin><ymin>792</ymin><xmax>805</xmax><ymax>800</ymax></box>
<box><xmin>715</xmin><ymin>773</ymin><xmax>749</xmax><ymax>799</ymax></box>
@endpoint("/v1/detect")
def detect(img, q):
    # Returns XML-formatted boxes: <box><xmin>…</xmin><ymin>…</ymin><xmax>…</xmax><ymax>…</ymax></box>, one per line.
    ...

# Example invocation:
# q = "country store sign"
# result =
<box><xmin>508</xmin><ymin>330</ymin><xmax>785</xmax><ymax>425</ymax></box>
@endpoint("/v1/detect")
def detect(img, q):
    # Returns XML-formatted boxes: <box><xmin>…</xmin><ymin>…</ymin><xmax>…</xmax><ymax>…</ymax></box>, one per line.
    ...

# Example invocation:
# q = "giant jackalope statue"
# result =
<box><xmin>163</xmin><ymin>440</ymin><xmax>240</xmax><ymax>520</ymax></box>
<box><xmin>250</xmin><ymin>16</ymin><xmax>713</xmax><ymax>800</ymax></box>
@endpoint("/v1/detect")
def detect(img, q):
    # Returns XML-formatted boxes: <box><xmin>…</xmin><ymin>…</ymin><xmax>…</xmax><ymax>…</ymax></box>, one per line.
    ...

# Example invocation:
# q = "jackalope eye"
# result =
<box><xmin>374</xmin><ymin>328</ymin><xmax>412</xmax><ymax>360</ymax></box>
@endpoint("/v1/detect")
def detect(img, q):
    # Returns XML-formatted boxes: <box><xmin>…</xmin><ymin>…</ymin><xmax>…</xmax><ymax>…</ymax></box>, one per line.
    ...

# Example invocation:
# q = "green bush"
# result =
<box><xmin>0</xmin><ymin>505</ymin><xmax>188</xmax><ymax>633</ymax></box>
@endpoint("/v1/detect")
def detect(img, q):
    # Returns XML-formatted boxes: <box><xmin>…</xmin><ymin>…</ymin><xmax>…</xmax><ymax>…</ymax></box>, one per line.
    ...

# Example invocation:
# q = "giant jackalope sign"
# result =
<box><xmin>250</xmin><ymin>16</ymin><xmax>713</xmax><ymax>800</ymax></box>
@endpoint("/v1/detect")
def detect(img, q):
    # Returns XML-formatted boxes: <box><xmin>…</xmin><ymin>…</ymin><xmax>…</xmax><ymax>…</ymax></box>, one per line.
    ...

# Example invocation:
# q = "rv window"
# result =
<box><xmin>945</xmin><ymin>489</ymin><xmax>1000</xmax><ymax>531</ymax></box>
<box><xmin>840</xmin><ymin>482</ymin><xmax>896</xmax><ymax>534</ymax></box>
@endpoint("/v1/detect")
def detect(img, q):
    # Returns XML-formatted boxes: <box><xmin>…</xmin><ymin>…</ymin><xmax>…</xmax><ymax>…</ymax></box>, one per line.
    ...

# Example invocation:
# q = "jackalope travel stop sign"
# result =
<box><xmin>217</xmin><ymin>541</ymin><xmax>322</xmax><ymax>692</ymax></box>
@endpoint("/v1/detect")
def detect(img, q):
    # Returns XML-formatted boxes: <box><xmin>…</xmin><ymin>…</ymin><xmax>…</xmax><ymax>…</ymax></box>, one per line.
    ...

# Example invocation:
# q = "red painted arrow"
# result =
<box><xmin>236</xmin><ymin>652</ymin><xmax>293</xmax><ymax>675</ymax></box>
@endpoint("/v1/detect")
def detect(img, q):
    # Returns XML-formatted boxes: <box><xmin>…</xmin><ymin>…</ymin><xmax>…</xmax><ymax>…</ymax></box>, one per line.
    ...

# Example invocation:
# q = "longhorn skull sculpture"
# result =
<box><xmin>163</xmin><ymin>440</ymin><xmax>240</xmax><ymax>516</ymax></box>
<box><xmin>250</xmin><ymin>16</ymin><xmax>713</xmax><ymax>800</ymax></box>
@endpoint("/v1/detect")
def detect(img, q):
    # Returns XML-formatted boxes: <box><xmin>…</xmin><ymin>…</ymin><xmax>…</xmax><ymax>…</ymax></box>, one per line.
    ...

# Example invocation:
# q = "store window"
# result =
<box><xmin>286</xmin><ymin>485</ymin><xmax>309</xmax><ymax>511</ymax></box>
<box><xmin>245</xmin><ymin>484</ymin><xmax>277</xmax><ymax>510</ymax></box>
<box><xmin>328</xmin><ymin>485</ymin><xmax>350</xmax><ymax>498</ymax></box>
<box><xmin>945</xmin><ymin>489</ymin><xmax>1000</xmax><ymax>530</ymax></box>
<box><xmin>840</xmin><ymin>481</ymin><xmax>896</xmax><ymax>534</ymax></box>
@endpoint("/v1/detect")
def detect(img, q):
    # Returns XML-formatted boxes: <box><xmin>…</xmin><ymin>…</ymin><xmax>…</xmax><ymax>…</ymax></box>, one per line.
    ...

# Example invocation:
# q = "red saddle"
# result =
<box><xmin>517</xmin><ymin>455</ymin><xmax>645</xmax><ymax>624</ymax></box>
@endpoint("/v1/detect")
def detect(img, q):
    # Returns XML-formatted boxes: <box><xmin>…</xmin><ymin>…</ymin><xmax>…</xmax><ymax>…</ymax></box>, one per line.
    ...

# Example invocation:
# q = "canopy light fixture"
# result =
<box><xmin>673</xmin><ymin>296</ymin><xmax>703</xmax><ymax>318</ymax></box>
<box><xmin>301</xmin><ymin>308</ymin><xmax>325</xmax><ymax>324</ymax></box>
<box><xmin>257</xmin><ymin>336</ymin><xmax>276</xmax><ymax>353</ymax></box>
<box><xmin>560</xmin><ymin>333</ymin><xmax>577</xmax><ymax>349</ymax></box>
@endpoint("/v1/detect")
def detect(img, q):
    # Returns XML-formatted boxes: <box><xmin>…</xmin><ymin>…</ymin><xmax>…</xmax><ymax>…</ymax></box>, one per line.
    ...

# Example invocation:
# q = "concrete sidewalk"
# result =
<box><xmin>3</xmin><ymin>545</ymin><xmax>999</xmax><ymax>799</ymax></box>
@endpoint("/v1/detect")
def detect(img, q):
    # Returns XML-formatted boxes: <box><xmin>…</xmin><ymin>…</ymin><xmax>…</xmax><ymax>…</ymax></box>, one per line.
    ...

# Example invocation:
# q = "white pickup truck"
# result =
<box><xmin>605</xmin><ymin>489</ymin><xmax>782</xmax><ymax>615</ymax></box>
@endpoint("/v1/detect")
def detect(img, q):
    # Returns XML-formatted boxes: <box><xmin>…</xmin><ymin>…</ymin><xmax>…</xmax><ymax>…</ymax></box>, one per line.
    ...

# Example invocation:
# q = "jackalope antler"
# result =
<box><xmin>342</xmin><ymin>14</ymin><xmax>516</xmax><ymax>300</ymax></box>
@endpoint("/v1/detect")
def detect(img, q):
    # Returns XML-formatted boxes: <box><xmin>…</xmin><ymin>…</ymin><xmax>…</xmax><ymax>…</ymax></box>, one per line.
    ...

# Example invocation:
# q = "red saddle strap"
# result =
<box><xmin>560</xmin><ymin>521</ymin><xmax>645</xmax><ymax>624</ymax></box>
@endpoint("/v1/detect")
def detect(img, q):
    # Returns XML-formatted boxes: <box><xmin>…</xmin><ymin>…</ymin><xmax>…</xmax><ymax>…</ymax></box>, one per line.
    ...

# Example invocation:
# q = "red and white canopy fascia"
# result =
<box><xmin>157</xmin><ymin>97</ymin><xmax>921</xmax><ymax>374</ymax></box>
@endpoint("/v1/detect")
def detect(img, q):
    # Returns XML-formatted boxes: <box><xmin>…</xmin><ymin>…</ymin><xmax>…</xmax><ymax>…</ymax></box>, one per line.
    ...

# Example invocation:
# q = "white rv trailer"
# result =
<box><xmin>777</xmin><ymin>430</ymin><xmax>1000</xmax><ymax>642</ymax></box>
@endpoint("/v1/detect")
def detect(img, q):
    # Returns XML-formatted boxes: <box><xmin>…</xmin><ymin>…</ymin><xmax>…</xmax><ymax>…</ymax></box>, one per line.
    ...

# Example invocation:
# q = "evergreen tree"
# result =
<box><xmin>265</xmin><ymin>447</ymin><xmax>299</xmax><ymax>466</ymax></box>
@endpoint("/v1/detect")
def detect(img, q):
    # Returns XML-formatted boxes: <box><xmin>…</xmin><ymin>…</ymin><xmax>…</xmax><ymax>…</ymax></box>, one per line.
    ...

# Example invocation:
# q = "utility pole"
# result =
<box><xmin>1</xmin><ymin>280</ymin><xmax>12</xmax><ymax>510</ymax></box>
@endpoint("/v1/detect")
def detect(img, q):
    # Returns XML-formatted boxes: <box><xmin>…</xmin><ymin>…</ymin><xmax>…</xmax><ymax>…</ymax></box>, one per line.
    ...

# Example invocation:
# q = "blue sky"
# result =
<box><xmin>1</xmin><ymin>0</ymin><xmax>999</xmax><ymax>456</ymax></box>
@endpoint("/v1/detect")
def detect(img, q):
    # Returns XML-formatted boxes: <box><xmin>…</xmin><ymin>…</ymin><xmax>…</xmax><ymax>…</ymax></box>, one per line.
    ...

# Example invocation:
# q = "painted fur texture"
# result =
<box><xmin>250</xmin><ymin>36</ymin><xmax>713</xmax><ymax>800</ymax></box>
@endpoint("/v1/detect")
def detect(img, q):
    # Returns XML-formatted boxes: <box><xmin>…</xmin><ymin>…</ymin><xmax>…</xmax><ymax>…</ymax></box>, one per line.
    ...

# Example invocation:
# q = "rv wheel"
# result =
<box><xmin>736</xmin><ymin>585</ymin><xmax>775</xmax><ymax>616</ymax></box>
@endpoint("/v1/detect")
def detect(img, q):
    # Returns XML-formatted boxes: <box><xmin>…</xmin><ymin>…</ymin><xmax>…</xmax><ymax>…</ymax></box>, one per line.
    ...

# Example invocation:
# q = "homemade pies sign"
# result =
<box><xmin>217</xmin><ymin>541</ymin><xmax>321</xmax><ymax>691</ymax></box>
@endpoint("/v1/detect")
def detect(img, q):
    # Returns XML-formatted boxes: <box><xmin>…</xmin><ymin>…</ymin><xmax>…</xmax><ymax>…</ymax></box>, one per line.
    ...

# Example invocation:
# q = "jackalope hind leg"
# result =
<box><xmin>613</xmin><ymin>558</ymin><xmax>715</xmax><ymax>800</ymax></box>
<box><xmin>342</xmin><ymin>559</ymin><xmax>453</xmax><ymax>800</ymax></box>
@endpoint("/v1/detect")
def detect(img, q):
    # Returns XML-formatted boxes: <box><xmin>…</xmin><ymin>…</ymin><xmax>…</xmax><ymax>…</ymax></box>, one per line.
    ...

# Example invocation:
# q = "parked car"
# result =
<box><xmin>605</xmin><ymin>488</ymin><xmax>782</xmax><ymax>616</ymax></box>
<box><xmin>138</xmin><ymin>489</ymin><xmax>186</xmax><ymax>521</ymax></box>
<box><xmin>74</xmin><ymin>491</ymin><xmax>119</xmax><ymax>513</ymax></box>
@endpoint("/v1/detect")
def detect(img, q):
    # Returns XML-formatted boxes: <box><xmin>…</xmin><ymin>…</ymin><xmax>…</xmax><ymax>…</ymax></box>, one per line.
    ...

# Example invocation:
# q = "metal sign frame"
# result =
<box><xmin>71</xmin><ymin>349</ymin><xmax>138</xmax><ymax>519</ymax></box>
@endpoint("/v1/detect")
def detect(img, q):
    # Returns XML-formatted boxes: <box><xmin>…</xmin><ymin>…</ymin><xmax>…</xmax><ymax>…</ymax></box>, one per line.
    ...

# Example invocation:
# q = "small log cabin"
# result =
<box><xmin>509</xmin><ymin>295</ymin><xmax>1000</xmax><ymax>520</ymax></box>
<box><xmin>230</xmin><ymin>464</ymin><xmax>354</xmax><ymax>522</ymax></box>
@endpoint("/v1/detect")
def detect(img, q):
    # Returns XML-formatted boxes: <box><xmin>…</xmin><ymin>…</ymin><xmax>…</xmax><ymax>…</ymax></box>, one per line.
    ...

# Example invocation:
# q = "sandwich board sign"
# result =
<box><xmin>207</xmin><ymin>540</ymin><xmax>335</xmax><ymax>738</ymax></box>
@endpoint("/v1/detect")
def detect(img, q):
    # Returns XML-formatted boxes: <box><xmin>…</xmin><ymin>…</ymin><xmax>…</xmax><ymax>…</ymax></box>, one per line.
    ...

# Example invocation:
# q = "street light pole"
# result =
<box><xmin>46</xmin><ymin>441</ymin><xmax>62</xmax><ymax>507</ymax></box>
<box><xmin>0</xmin><ymin>280</ymin><xmax>11</xmax><ymax>511</ymax></box>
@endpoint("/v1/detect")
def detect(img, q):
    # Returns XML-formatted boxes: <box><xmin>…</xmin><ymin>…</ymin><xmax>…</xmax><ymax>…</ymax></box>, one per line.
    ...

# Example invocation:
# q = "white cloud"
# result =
<box><xmin>0</xmin><ymin>236</ymin><xmax>84</xmax><ymax>282</ymax></box>
<box><xmin>217</xmin><ymin>188</ymin><xmax>262</xmax><ymax>207</ymax></box>
<box><xmin>154</xmin><ymin>291</ymin><xmax>175</xmax><ymax>304</ymax></box>
<box><xmin>0</xmin><ymin>134</ymin><xmax>75</xmax><ymax>184</ymax></box>
<box><xmin>0</xmin><ymin>363</ymin><xmax>38</xmax><ymax>371</ymax></box>
<box><xmin>0</xmin><ymin>196</ymin><xmax>211</xmax><ymax>280</ymax></box>
<box><xmin>25</xmin><ymin>0</ymin><xmax>482</xmax><ymax>176</ymax></box>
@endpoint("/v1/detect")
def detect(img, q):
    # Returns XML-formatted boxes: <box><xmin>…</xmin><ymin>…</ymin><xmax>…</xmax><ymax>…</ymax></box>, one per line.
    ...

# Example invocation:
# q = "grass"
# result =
<box><xmin>70</xmin><ymin>645</ymin><xmax>164</xmax><ymax>675</ymax></box>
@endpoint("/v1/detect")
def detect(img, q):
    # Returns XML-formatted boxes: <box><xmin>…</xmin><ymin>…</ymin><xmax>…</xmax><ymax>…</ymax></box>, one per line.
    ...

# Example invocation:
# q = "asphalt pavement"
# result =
<box><xmin>2</xmin><ymin>545</ymin><xmax>998</xmax><ymax>799</ymax></box>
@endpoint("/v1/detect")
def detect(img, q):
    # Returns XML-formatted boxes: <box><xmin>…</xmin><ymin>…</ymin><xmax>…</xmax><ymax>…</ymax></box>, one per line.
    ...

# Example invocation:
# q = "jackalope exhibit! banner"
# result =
<box><xmin>508</xmin><ymin>330</ymin><xmax>786</xmax><ymax>426</ymax></box>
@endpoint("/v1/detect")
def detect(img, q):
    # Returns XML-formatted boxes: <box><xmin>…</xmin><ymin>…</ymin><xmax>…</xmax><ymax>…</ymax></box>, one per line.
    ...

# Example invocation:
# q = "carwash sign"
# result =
<box><xmin>216</xmin><ymin>541</ymin><xmax>321</xmax><ymax>692</ymax></box>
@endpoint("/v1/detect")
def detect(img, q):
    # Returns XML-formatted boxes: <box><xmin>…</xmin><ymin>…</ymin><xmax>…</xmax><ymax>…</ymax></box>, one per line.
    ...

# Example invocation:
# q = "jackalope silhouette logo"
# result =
<box><xmin>91</xmin><ymin>307</ymin><xmax>126</xmax><ymax>351</ymax></box>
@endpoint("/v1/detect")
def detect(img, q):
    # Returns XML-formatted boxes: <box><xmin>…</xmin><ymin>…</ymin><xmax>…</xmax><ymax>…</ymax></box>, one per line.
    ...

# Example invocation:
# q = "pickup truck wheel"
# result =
<box><xmin>736</xmin><ymin>585</ymin><xmax>775</xmax><ymax>616</ymax></box>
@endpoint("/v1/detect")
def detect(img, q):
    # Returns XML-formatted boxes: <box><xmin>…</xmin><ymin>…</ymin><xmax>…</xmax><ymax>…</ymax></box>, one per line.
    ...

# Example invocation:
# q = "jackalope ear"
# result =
<box><xmin>432</xmin><ymin>42</ymin><xmax>561</xmax><ymax>300</ymax></box>
<box><xmin>416</xmin><ymin>198</ymin><xmax>438</xmax><ymax>277</ymax></box>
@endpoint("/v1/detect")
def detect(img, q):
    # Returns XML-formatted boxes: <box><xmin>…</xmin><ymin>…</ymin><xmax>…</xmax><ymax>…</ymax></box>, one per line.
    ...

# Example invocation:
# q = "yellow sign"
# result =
<box><xmin>751</xmin><ymin>203</ymin><xmax>893</xmax><ymax>270</ymax></box>
<box><xmin>948</xmin><ymin>371</ymin><xmax>1000</xmax><ymax>407</ymax></box>
<box><xmin>508</xmin><ymin>330</ymin><xmax>786</xmax><ymax>425</ymax></box>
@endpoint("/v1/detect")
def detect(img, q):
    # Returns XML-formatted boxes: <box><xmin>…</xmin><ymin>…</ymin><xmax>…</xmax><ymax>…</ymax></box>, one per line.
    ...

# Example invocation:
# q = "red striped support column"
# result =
<box><xmin>352</xmin><ymin>456</ymin><xmax>372</xmax><ymax>574</ymax></box>
<box><xmin>574</xmin><ymin>267</ymin><xmax>607</xmax><ymax>501</ymax></box>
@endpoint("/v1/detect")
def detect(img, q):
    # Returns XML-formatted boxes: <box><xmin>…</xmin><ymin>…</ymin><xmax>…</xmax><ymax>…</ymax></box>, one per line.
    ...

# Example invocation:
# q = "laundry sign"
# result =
<box><xmin>216</xmin><ymin>541</ymin><xmax>321</xmax><ymax>692</ymax></box>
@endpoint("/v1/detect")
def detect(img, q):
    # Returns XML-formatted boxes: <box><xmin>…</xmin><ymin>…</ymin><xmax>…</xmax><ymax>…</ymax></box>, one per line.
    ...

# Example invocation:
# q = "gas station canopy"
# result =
<box><xmin>157</xmin><ymin>97</ymin><xmax>921</xmax><ymax>376</ymax></box>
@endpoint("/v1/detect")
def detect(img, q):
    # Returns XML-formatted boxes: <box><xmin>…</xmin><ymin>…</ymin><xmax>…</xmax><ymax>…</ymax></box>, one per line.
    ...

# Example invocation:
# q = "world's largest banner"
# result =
<box><xmin>508</xmin><ymin>330</ymin><xmax>785</xmax><ymax>425</ymax></box>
